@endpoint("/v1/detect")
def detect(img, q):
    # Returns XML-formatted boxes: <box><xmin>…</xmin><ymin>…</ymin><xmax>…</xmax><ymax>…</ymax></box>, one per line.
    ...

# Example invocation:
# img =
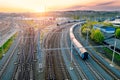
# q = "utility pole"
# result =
<box><xmin>110</xmin><ymin>37</ymin><xmax>117</xmax><ymax>67</ymax></box>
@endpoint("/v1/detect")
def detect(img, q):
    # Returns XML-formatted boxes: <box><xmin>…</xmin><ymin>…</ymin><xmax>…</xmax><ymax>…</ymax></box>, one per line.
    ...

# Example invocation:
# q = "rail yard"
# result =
<box><xmin>0</xmin><ymin>14</ymin><xmax>120</xmax><ymax>80</ymax></box>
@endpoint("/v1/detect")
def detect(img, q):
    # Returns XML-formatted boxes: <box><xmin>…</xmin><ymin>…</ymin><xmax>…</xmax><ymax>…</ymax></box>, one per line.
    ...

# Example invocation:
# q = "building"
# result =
<box><xmin>101</xmin><ymin>27</ymin><xmax>115</xmax><ymax>33</ymax></box>
<box><xmin>93</xmin><ymin>25</ymin><xmax>115</xmax><ymax>34</ymax></box>
<box><xmin>108</xmin><ymin>16</ymin><xmax>120</xmax><ymax>27</ymax></box>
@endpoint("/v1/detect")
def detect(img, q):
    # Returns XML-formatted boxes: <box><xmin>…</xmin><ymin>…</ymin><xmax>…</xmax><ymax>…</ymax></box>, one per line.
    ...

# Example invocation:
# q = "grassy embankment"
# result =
<box><xmin>103</xmin><ymin>47</ymin><xmax>120</xmax><ymax>61</ymax></box>
<box><xmin>0</xmin><ymin>33</ymin><xmax>17</xmax><ymax>59</ymax></box>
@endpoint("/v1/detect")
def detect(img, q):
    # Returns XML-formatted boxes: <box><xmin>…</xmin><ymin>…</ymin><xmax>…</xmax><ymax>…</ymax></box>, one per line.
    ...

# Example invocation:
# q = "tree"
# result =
<box><xmin>103</xmin><ymin>22</ymin><xmax>113</xmax><ymax>27</ymax></box>
<box><xmin>90</xmin><ymin>29</ymin><xmax>95</xmax><ymax>39</ymax></box>
<box><xmin>115</xmin><ymin>28</ymin><xmax>120</xmax><ymax>38</ymax></box>
<box><xmin>81</xmin><ymin>21</ymin><xmax>101</xmax><ymax>34</ymax></box>
<box><xmin>90</xmin><ymin>29</ymin><xmax>104</xmax><ymax>43</ymax></box>
<box><xmin>81</xmin><ymin>21</ymin><xmax>93</xmax><ymax>35</ymax></box>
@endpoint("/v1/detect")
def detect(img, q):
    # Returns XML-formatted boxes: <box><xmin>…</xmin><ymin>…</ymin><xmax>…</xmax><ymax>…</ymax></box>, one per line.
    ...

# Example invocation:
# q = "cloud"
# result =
<box><xmin>63</xmin><ymin>0</ymin><xmax>118</xmax><ymax>11</ymax></box>
<box><xmin>63</xmin><ymin>4</ymin><xmax>97</xmax><ymax>11</ymax></box>
<box><xmin>96</xmin><ymin>1</ymin><xmax>115</xmax><ymax>6</ymax></box>
<box><xmin>65</xmin><ymin>5</ymin><xmax>83</xmax><ymax>10</ymax></box>
<box><xmin>62</xmin><ymin>1</ymin><xmax>120</xmax><ymax>11</ymax></box>
<box><xmin>89</xmin><ymin>5</ymin><xmax>120</xmax><ymax>11</ymax></box>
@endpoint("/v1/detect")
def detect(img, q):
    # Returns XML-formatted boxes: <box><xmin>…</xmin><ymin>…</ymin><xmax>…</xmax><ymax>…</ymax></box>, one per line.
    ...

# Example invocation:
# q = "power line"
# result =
<box><xmin>41</xmin><ymin>45</ymin><xmax>107</xmax><ymax>51</ymax></box>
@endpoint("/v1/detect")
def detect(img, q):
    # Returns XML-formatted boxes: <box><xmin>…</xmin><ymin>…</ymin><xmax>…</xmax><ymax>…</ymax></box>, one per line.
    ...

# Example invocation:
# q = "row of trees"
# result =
<box><xmin>81</xmin><ymin>21</ymin><xmax>104</xmax><ymax>44</ymax></box>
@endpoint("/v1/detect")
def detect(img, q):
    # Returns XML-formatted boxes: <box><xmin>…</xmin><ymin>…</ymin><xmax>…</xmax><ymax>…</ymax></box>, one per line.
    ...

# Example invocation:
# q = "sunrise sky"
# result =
<box><xmin>0</xmin><ymin>0</ymin><xmax>120</xmax><ymax>12</ymax></box>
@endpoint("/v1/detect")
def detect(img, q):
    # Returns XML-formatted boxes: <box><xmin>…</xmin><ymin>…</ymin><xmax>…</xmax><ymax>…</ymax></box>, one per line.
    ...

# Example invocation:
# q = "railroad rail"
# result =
<box><xmin>44</xmin><ymin>28</ymin><xmax>71</xmax><ymax>80</ymax></box>
<box><xmin>13</xmin><ymin>27</ymin><xmax>35</xmax><ymax>80</ymax></box>
<box><xmin>54</xmin><ymin>32</ymin><xmax>71</xmax><ymax>80</ymax></box>
<box><xmin>0</xmin><ymin>33</ymin><xmax>21</xmax><ymax>80</ymax></box>
<box><xmin>85</xmin><ymin>60</ymin><xmax>105</xmax><ymax>80</ymax></box>
<box><xmin>73</xmin><ymin>23</ymin><xmax>120</xmax><ymax>79</ymax></box>
<box><xmin>64</xmin><ymin>29</ymin><xmax>88</xmax><ymax>80</ymax></box>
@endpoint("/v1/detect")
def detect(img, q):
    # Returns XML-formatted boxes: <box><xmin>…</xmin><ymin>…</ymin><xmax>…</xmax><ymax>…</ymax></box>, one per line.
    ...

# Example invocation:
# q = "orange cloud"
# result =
<box><xmin>0</xmin><ymin>0</ymin><xmax>119</xmax><ymax>12</ymax></box>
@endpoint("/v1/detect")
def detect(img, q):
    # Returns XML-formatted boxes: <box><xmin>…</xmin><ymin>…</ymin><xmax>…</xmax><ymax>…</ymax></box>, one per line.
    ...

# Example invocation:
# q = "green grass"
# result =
<box><xmin>0</xmin><ymin>33</ymin><xmax>17</xmax><ymax>59</ymax></box>
<box><xmin>103</xmin><ymin>47</ymin><xmax>120</xmax><ymax>61</ymax></box>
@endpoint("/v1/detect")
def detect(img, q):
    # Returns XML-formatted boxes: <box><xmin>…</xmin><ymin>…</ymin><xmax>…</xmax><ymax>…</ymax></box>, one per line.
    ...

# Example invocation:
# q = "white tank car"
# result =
<box><xmin>69</xmin><ymin>22</ymin><xmax>88</xmax><ymax>60</ymax></box>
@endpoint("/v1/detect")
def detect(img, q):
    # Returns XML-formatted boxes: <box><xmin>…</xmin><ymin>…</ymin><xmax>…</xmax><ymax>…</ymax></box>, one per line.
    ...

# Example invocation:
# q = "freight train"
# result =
<box><xmin>69</xmin><ymin>22</ymin><xmax>88</xmax><ymax>60</ymax></box>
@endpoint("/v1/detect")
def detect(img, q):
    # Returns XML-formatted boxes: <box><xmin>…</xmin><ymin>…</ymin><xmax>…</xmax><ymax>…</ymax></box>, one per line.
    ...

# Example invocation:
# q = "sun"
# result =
<box><xmin>35</xmin><ymin>7</ymin><xmax>45</xmax><ymax>13</ymax></box>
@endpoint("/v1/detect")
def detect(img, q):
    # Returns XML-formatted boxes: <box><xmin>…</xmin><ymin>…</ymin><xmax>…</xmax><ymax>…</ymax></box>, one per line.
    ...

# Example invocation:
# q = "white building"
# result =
<box><xmin>108</xmin><ymin>17</ymin><xmax>120</xmax><ymax>27</ymax></box>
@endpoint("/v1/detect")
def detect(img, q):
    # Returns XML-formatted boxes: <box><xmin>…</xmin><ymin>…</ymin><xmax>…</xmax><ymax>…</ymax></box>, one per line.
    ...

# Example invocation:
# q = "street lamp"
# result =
<box><xmin>110</xmin><ymin>37</ymin><xmax>117</xmax><ymax>67</ymax></box>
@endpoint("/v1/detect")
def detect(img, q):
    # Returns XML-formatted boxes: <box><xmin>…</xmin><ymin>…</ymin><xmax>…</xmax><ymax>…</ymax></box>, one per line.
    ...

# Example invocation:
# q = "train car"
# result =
<box><xmin>69</xmin><ymin>22</ymin><xmax>88</xmax><ymax>60</ymax></box>
<box><xmin>57</xmin><ymin>21</ymin><xmax>67</xmax><ymax>26</ymax></box>
<box><xmin>68</xmin><ymin>20</ymin><xmax>75</xmax><ymax>23</ymax></box>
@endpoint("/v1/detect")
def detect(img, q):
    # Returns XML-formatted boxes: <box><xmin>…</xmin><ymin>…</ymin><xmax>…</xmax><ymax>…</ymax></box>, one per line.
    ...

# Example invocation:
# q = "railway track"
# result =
<box><xmin>45</xmin><ymin>31</ymin><xmax>57</xmax><ymax>80</ymax></box>
<box><xmin>63</xmin><ymin>29</ymin><xmax>88</xmax><ymax>80</ymax></box>
<box><xmin>44</xmin><ymin>28</ymin><xmax>71</xmax><ymax>80</ymax></box>
<box><xmin>62</xmin><ymin>25</ymin><xmax>108</xmax><ymax>79</ymax></box>
<box><xmin>46</xmin><ymin>52</ymin><xmax>56</xmax><ymax>80</ymax></box>
<box><xmin>84</xmin><ymin>60</ymin><xmax>105</xmax><ymax>80</ymax></box>
<box><xmin>73</xmin><ymin>24</ymin><xmax>120</xmax><ymax>79</ymax></box>
<box><xmin>71</xmin><ymin>25</ymin><xmax>110</xmax><ymax>79</ymax></box>
<box><xmin>54</xmin><ymin>32</ymin><xmax>71</xmax><ymax>80</ymax></box>
<box><xmin>89</xmin><ymin>53</ymin><xmax>120</xmax><ymax>80</ymax></box>
<box><xmin>0</xmin><ymin>32</ymin><xmax>21</xmax><ymax>80</ymax></box>
<box><xmin>13</xmin><ymin>27</ymin><xmax>35</xmax><ymax>80</ymax></box>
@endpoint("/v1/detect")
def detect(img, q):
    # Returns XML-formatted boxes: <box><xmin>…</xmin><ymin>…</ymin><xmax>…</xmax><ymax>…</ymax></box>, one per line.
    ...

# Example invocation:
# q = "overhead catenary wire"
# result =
<box><xmin>40</xmin><ymin>45</ymin><xmax>108</xmax><ymax>51</ymax></box>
